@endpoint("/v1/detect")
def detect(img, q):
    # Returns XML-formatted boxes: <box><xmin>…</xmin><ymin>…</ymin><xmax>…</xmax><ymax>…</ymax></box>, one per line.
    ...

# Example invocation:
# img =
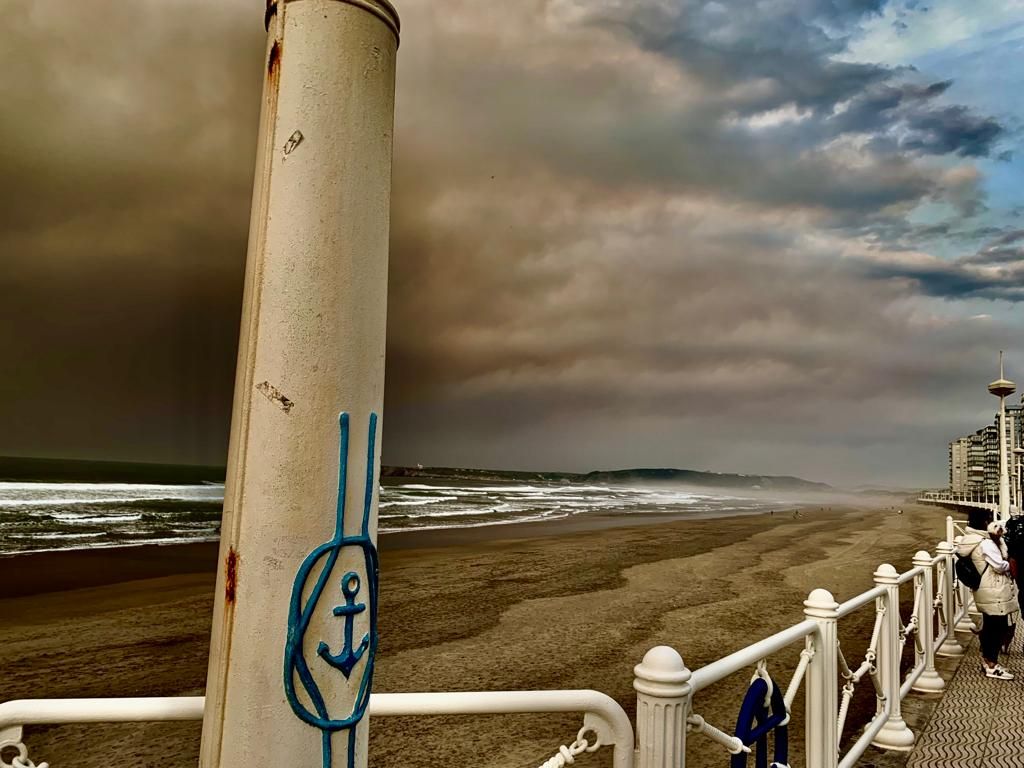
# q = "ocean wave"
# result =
<box><xmin>381</xmin><ymin>505</ymin><xmax>520</xmax><ymax>520</ymax></box>
<box><xmin>8</xmin><ymin>532</ymin><xmax>107</xmax><ymax>540</ymax></box>
<box><xmin>380</xmin><ymin>509</ymin><xmax>572</xmax><ymax>533</ymax></box>
<box><xmin>49</xmin><ymin>513</ymin><xmax>144</xmax><ymax>524</ymax></box>
<box><xmin>378</xmin><ymin>496</ymin><xmax>459</xmax><ymax>508</ymax></box>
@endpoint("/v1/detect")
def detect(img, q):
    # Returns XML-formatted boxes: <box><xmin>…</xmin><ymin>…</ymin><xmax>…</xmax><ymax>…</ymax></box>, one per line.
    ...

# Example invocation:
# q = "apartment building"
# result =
<box><xmin>948</xmin><ymin>399</ymin><xmax>1024</xmax><ymax>496</ymax></box>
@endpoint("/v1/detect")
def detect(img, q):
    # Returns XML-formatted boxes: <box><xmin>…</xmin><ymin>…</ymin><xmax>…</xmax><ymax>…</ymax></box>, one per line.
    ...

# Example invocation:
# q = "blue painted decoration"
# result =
<box><xmin>731</xmin><ymin>674</ymin><xmax>789</xmax><ymax>768</ymax></box>
<box><xmin>283</xmin><ymin>412</ymin><xmax>380</xmax><ymax>768</ymax></box>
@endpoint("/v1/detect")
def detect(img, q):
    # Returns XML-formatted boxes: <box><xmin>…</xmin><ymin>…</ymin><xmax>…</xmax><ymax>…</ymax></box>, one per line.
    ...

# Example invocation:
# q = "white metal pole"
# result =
<box><xmin>199</xmin><ymin>2</ymin><xmax>399</xmax><ymax>767</ymax></box>
<box><xmin>803</xmin><ymin>589</ymin><xmax>839</xmax><ymax>768</ymax></box>
<box><xmin>935</xmin><ymin>541</ymin><xmax>964</xmax><ymax>657</ymax></box>
<box><xmin>870</xmin><ymin>565</ymin><xmax>915</xmax><ymax>750</ymax></box>
<box><xmin>634</xmin><ymin>646</ymin><xmax>692</xmax><ymax>768</ymax></box>
<box><xmin>999</xmin><ymin>401</ymin><xmax>1010</xmax><ymax>520</ymax></box>
<box><xmin>1015</xmin><ymin>455</ymin><xmax>1020</xmax><ymax>514</ymax></box>
<box><xmin>910</xmin><ymin>552</ymin><xmax>944</xmax><ymax>692</ymax></box>
<box><xmin>1015</xmin><ymin>456</ymin><xmax>1024</xmax><ymax>518</ymax></box>
<box><xmin>1015</xmin><ymin>450</ymin><xmax>1024</xmax><ymax>516</ymax></box>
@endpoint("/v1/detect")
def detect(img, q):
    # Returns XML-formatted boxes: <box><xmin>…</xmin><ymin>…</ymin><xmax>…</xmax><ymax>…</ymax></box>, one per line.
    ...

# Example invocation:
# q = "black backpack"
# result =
<box><xmin>955</xmin><ymin>553</ymin><xmax>988</xmax><ymax>591</ymax></box>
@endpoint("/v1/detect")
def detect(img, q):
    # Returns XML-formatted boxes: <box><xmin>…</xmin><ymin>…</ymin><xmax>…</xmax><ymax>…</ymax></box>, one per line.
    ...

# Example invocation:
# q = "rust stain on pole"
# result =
<box><xmin>268</xmin><ymin>39</ymin><xmax>282</xmax><ymax>78</ymax></box>
<box><xmin>225</xmin><ymin>548</ymin><xmax>239</xmax><ymax>604</ymax></box>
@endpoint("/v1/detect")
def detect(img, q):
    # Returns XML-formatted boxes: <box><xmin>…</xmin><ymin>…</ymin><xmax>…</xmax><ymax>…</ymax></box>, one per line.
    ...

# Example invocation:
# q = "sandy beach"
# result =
<box><xmin>0</xmin><ymin>501</ymin><xmax>942</xmax><ymax>767</ymax></box>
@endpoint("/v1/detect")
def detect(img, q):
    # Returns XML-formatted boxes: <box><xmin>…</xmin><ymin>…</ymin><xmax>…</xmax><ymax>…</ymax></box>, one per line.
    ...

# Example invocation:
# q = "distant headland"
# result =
<box><xmin>0</xmin><ymin>456</ymin><xmax>227</xmax><ymax>485</ymax></box>
<box><xmin>0</xmin><ymin>454</ymin><xmax>835</xmax><ymax>492</ymax></box>
<box><xmin>381</xmin><ymin>465</ymin><xmax>833</xmax><ymax>492</ymax></box>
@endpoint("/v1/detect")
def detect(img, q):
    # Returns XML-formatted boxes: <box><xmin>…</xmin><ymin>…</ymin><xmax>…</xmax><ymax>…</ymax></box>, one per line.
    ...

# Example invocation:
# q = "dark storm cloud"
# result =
<box><xmin>562</xmin><ymin>0</ymin><xmax>1004</xmax><ymax>212</ymax></box>
<box><xmin>824</xmin><ymin>81</ymin><xmax>1004</xmax><ymax>158</ymax></box>
<box><xmin>861</xmin><ymin>231</ymin><xmax>1024</xmax><ymax>301</ymax></box>
<box><xmin>402</xmin><ymin>0</ymin><xmax>1003</xmax><ymax>221</ymax></box>
<box><xmin>1</xmin><ymin>0</ymin><xmax>1018</xmax><ymax>485</ymax></box>
<box><xmin>864</xmin><ymin>262</ymin><xmax>1024</xmax><ymax>300</ymax></box>
<box><xmin>985</xmin><ymin>229</ymin><xmax>1024</xmax><ymax>247</ymax></box>
<box><xmin>579</xmin><ymin>0</ymin><xmax>889</xmax><ymax>108</ymax></box>
<box><xmin>890</xmin><ymin>104</ymin><xmax>1004</xmax><ymax>157</ymax></box>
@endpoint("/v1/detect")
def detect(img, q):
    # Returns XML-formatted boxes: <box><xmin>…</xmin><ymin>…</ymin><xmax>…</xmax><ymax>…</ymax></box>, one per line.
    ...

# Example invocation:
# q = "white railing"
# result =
<box><xmin>631</xmin><ymin>538</ymin><xmax>970</xmax><ymax>768</ymax></box>
<box><xmin>2</xmin><ymin>529</ymin><xmax>976</xmax><ymax>768</ymax></box>
<box><xmin>0</xmin><ymin>691</ymin><xmax>632</xmax><ymax>768</ymax></box>
<box><xmin>919</xmin><ymin>490</ymin><xmax>1000</xmax><ymax>514</ymax></box>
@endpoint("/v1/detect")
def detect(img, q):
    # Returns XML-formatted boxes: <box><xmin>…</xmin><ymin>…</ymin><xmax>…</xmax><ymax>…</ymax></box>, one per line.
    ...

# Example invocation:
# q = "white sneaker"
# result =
<box><xmin>985</xmin><ymin>664</ymin><xmax>1015</xmax><ymax>680</ymax></box>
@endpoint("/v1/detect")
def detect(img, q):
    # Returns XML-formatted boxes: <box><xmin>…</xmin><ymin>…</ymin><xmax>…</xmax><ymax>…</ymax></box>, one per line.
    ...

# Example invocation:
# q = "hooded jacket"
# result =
<box><xmin>957</xmin><ymin>527</ymin><xmax>1018</xmax><ymax>616</ymax></box>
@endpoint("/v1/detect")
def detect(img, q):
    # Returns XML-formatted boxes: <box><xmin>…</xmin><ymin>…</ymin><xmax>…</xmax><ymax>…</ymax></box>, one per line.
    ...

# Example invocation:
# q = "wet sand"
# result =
<box><xmin>0</xmin><ymin>502</ymin><xmax>940</xmax><ymax>767</ymax></box>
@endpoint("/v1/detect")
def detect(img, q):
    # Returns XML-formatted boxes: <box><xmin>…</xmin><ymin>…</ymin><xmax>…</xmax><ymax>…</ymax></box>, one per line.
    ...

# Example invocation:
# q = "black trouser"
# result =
<box><xmin>981</xmin><ymin>613</ymin><xmax>1009</xmax><ymax>664</ymax></box>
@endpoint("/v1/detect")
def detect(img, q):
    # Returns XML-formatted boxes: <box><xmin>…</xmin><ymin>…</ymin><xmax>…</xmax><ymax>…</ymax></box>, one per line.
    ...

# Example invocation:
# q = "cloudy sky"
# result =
<box><xmin>3</xmin><ymin>0</ymin><xmax>1023</xmax><ymax>487</ymax></box>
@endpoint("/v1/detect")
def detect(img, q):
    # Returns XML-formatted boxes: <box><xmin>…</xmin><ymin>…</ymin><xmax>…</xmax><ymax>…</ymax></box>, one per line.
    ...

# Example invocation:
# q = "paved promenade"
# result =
<box><xmin>906</xmin><ymin>631</ymin><xmax>1024</xmax><ymax>767</ymax></box>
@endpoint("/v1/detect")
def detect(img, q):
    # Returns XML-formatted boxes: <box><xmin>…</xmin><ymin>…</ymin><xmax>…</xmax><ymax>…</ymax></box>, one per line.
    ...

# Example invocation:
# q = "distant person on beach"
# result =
<box><xmin>958</xmin><ymin>510</ymin><xmax>1018</xmax><ymax>679</ymax></box>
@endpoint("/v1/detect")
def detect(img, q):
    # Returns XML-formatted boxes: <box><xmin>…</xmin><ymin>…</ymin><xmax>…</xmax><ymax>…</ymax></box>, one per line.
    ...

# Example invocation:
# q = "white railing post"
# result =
<box><xmin>870</xmin><ymin>565</ymin><xmax>915</xmax><ymax>750</ymax></box>
<box><xmin>803</xmin><ymin>589</ymin><xmax>838</xmax><ymax>768</ymax></box>
<box><xmin>935</xmin><ymin>541</ymin><xmax>965</xmax><ymax>656</ymax></box>
<box><xmin>945</xmin><ymin>516</ymin><xmax>954</xmax><ymax>548</ymax></box>
<box><xmin>634</xmin><ymin>646</ymin><xmax>692</xmax><ymax>768</ymax></box>
<box><xmin>910</xmin><ymin>552</ymin><xmax>944</xmax><ymax>692</ymax></box>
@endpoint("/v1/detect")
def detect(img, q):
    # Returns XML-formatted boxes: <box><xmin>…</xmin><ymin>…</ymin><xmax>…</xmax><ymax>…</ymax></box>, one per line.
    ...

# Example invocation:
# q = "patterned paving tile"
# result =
<box><xmin>907</xmin><ymin>740</ymin><xmax>987</xmax><ymax>766</ymax></box>
<box><xmin>984</xmin><ymin>744</ymin><xmax>1024</xmax><ymax>768</ymax></box>
<box><xmin>905</xmin><ymin>630</ymin><xmax>1024</xmax><ymax>768</ymax></box>
<box><xmin>919</xmin><ymin>729</ymin><xmax>990</xmax><ymax>745</ymax></box>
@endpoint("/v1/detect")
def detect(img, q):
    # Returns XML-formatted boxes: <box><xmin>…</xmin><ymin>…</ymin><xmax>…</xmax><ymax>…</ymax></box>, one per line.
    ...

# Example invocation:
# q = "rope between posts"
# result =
<box><xmin>687</xmin><ymin>713</ymin><xmax>750</xmax><ymax>755</ymax></box>
<box><xmin>837</xmin><ymin>643</ymin><xmax>852</xmax><ymax>679</ymax></box>
<box><xmin>935</xmin><ymin>561</ymin><xmax>951</xmax><ymax>640</ymax></box>
<box><xmin>784</xmin><ymin>643</ymin><xmax>814</xmax><ymax>711</ymax></box>
<box><xmin>895</xmin><ymin>572</ymin><xmax>923</xmax><ymax>653</ymax></box>
<box><xmin>0</xmin><ymin>741</ymin><xmax>48</xmax><ymax>768</ymax></box>
<box><xmin>535</xmin><ymin>727</ymin><xmax>600</xmax><ymax>768</ymax></box>
<box><xmin>836</xmin><ymin>600</ymin><xmax>884</xmax><ymax>743</ymax></box>
<box><xmin>869</xmin><ymin>606</ymin><xmax>885</xmax><ymax>698</ymax></box>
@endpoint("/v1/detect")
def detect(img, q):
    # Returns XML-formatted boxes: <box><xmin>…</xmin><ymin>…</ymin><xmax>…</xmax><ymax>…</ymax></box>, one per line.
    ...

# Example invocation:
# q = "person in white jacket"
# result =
<box><xmin>958</xmin><ymin>517</ymin><xmax>1019</xmax><ymax>679</ymax></box>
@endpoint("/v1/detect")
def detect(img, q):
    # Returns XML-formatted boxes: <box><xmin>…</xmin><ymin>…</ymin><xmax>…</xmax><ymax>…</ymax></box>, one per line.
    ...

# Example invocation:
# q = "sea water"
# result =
<box><xmin>0</xmin><ymin>479</ymin><xmax>778</xmax><ymax>554</ymax></box>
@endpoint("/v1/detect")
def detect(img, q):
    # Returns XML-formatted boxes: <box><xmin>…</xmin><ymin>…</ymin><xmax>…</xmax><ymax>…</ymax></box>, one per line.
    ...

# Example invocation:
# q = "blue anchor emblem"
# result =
<box><xmin>317</xmin><ymin>571</ymin><xmax>369</xmax><ymax>677</ymax></box>
<box><xmin>283</xmin><ymin>412</ymin><xmax>380</xmax><ymax>768</ymax></box>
